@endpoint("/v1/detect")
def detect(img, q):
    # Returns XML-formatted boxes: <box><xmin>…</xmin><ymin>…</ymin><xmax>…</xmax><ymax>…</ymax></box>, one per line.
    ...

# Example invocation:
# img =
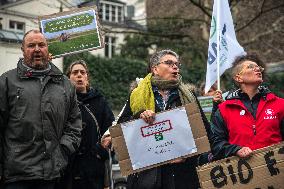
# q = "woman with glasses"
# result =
<box><xmin>57</xmin><ymin>60</ymin><xmax>115</xmax><ymax>189</ymax></box>
<box><xmin>211</xmin><ymin>53</ymin><xmax>284</xmax><ymax>160</ymax></box>
<box><xmin>117</xmin><ymin>49</ymin><xmax>212</xmax><ymax>189</ymax></box>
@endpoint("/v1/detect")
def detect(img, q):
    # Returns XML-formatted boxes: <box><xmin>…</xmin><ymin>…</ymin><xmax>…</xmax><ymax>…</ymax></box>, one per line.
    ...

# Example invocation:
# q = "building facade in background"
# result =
<box><xmin>0</xmin><ymin>0</ymin><xmax>75</xmax><ymax>74</ymax></box>
<box><xmin>0</xmin><ymin>0</ymin><xmax>146</xmax><ymax>75</ymax></box>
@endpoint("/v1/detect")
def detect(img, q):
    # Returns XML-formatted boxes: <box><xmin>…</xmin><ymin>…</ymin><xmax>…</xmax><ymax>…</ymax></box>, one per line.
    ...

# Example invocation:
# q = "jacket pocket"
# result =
<box><xmin>9</xmin><ymin>124</ymin><xmax>34</xmax><ymax>143</ymax></box>
<box><xmin>55</xmin><ymin>145</ymin><xmax>68</xmax><ymax>176</ymax></box>
<box><xmin>13</xmin><ymin>87</ymin><xmax>26</xmax><ymax>119</ymax></box>
<box><xmin>4</xmin><ymin>142</ymin><xmax>34</xmax><ymax>178</ymax></box>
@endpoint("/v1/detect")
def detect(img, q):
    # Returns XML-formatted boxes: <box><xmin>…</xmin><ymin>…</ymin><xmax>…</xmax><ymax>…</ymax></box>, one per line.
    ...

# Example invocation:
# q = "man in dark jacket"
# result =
<box><xmin>0</xmin><ymin>29</ymin><xmax>82</xmax><ymax>189</ymax></box>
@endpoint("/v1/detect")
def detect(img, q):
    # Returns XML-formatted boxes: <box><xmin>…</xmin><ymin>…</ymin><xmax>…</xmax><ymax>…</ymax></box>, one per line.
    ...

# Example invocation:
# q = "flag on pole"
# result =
<box><xmin>205</xmin><ymin>0</ymin><xmax>246</xmax><ymax>93</ymax></box>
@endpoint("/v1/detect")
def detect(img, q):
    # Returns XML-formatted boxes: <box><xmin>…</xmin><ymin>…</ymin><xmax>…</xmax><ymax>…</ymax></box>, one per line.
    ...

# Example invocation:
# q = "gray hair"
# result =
<box><xmin>148</xmin><ymin>49</ymin><xmax>179</xmax><ymax>73</ymax></box>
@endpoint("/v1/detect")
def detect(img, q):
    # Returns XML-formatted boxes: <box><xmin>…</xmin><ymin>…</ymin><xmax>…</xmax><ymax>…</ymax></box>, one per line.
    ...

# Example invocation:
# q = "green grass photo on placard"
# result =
<box><xmin>48</xmin><ymin>29</ymin><xmax>100</xmax><ymax>57</ymax></box>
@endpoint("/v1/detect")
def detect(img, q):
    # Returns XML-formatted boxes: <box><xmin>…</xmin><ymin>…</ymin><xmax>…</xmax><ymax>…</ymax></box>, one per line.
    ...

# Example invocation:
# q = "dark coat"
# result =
<box><xmin>73</xmin><ymin>88</ymin><xmax>115</xmax><ymax>178</ymax></box>
<box><xmin>58</xmin><ymin>88</ymin><xmax>115</xmax><ymax>189</ymax></box>
<box><xmin>118</xmin><ymin>89</ymin><xmax>211</xmax><ymax>189</ymax></box>
<box><xmin>0</xmin><ymin>59</ymin><xmax>82</xmax><ymax>183</ymax></box>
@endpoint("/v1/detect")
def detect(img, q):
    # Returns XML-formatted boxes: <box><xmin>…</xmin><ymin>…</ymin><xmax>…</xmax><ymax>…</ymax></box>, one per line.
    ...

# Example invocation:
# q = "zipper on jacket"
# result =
<box><xmin>252</xmin><ymin>124</ymin><xmax>256</xmax><ymax>135</ymax></box>
<box><xmin>16</xmin><ymin>88</ymin><xmax>21</xmax><ymax>99</ymax></box>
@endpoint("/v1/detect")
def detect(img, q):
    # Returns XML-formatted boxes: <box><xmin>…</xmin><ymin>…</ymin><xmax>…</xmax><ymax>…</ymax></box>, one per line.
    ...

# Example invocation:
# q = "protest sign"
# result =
<box><xmin>121</xmin><ymin>106</ymin><xmax>197</xmax><ymax>170</ymax></box>
<box><xmin>198</xmin><ymin>96</ymin><xmax>213</xmax><ymax>113</ymax></box>
<box><xmin>197</xmin><ymin>142</ymin><xmax>284</xmax><ymax>189</ymax></box>
<box><xmin>110</xmin><ymin>103</ymin><xmax>210</xmax><ymax>176</ymax></box>
<box><xmin>39</xmin><ymin>6</ymin><xmax>103</xmax><ymax>58</ymax></box>
<box><xmin>198</xmin><ymin>96</ymin><xmax>214</xmax><ymax>120</ymax></box>
<box><xmin>198</xmin><ymin>91</ymin><xmax>229</xmax><ymax>120</ymax></box>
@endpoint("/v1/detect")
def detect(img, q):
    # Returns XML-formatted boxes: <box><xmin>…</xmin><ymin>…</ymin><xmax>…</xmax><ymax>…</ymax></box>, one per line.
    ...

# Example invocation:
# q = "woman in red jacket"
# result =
<box><xmin>211</xmin><ymin>53</ymin><xmax>284</xmax><ymax>160</ymax></box>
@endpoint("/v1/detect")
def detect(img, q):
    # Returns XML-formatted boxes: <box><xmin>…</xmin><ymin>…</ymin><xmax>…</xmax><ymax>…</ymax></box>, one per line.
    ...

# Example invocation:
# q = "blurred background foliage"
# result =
<box><xmin>64</xmin><ymin>52</ymin><xmax>147</xmax><ymax>110</ymax></box>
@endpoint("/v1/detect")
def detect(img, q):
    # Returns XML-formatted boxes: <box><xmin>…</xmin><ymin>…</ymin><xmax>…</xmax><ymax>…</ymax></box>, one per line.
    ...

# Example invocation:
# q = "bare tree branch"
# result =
<box><xmin>189</xmin><ymin>0</ymin><xmax>211</xmax><ymax>18</ymax></box>
<box><xmin>236</xmin><ymin>1</ymin><xmax>284</xmax><ymax>32</ymax></box>
<box><xmin>242</xmin><ymin>16</ymin><xmax>284</xmax><ymax>46</ymax></box>
<box><xmin>229</xmin><ymin>0</ymin><xmax>242</xmax><ymax>9</ymax></box>
<box><xmin>133</xmin><ymin>16</ymin><xmax>209</xmax><ymax>24</ymax></box>
<box><xmin>101</xmin><ymin>27</ymin><xmax>195</xmax><ymax>40</ymax></box>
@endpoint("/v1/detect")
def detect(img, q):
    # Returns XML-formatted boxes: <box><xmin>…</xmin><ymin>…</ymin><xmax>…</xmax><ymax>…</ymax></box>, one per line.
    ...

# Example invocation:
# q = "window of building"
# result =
<box><xmin>117</xmin><ymin>6</ymin><xmax>122</xmax><ymax>22</ymax></box>
<box><xmin>105</xmin><ymin>4</ymin><xmax>109</xmax><ymax>21</ymax></box>
<box><xmin>0</xmin><ymin>18</ymin><xmax>2</xmax><ymax>30</ymax></box>
<box><xmin>99</xmin><ymin>5</ymin><xmax>103</xmax><ymax>19</ymax></box>
<box><xmin>9</xmin><ymin>20</ymin><xmax>25</xmax><ymax>33</ymax></box>
<box><xmin>99</xmin><ymin>2</ymin><xmax>123</xmax><ymax>23</ymax></box>
<box><xmin>104</xmin><ymin>36</ymin><xmax>116</xmax><ymax>58</ymax></box>
<box><xmin>111</xmin><ymin>5</ymin><xmax>116</xmax><ymax>22</ymax></box>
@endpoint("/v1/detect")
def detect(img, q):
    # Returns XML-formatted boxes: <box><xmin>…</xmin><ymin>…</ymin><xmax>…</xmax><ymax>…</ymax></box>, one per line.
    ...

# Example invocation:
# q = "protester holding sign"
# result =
<box><xmin>57</xmin><ymin>60</ymin><xmax>114</xmax><ymax>189</ymax></box>
<box><xmin>117</xmin><ymin>49</ymin><xmax>211</xmax><ymax>189</ymax></box>
<box><xmin>211</xmin><ymin>53</ymin><xmax>284</xmax><ymax>160</ymax></box>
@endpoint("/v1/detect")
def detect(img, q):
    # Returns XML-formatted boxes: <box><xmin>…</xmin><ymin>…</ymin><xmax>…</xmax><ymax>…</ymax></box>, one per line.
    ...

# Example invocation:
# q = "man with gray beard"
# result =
<box><xmin>0</xmin><ymin>29</ymin><xmax>82</xmax><ymax>189</ymax></box>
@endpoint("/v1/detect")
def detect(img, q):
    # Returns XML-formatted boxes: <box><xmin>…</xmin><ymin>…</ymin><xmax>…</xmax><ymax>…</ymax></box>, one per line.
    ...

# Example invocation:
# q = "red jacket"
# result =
<box><xmin>219</xmin><ymin>93</ymin><xmax>284</xmax><ymax>150</ymax></box>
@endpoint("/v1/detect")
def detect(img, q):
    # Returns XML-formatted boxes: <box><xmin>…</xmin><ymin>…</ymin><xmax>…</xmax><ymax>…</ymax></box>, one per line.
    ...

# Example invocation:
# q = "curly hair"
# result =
<box><xmin>231</xmin><ymin>53</ymin><xmax>265</xmax><ymax>79</ymax></box>
<box><xmin>230</xmin><ymin>53</ymin><xmax>265</xmax><ymax>87</ymax></box>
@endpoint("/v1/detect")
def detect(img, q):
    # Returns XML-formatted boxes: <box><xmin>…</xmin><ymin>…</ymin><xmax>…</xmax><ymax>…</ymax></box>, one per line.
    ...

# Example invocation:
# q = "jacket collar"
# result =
<box><xmin>17</xmin><ymin>58</ymin><xmax>63</xmax><ymax>79</ymax></box>
<box><xmin>77</xmin><ymin>88</ymin><xmax>102</xmax><ymax>102</ymax></box>
<box><xmin>226</xmin><ymin>85</ymin><xmax>271</xmax><ymax>101</ymax></box>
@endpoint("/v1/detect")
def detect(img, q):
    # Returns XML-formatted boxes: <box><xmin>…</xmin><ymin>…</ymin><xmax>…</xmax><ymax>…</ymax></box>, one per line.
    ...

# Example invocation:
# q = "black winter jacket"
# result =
<box><xmin>118</xmin><ymin>89</ymin><xmax>211</xmax><ymax>189</ymax></box>
<box><xmin>70</xmin><ymin>88</ymin><xmax>115</xmax><ymax>180</ymax></box>
<box><xmin>0</xmin><ymin>59</ymin><xmax>82</xmax><ymax>183</ymax></box>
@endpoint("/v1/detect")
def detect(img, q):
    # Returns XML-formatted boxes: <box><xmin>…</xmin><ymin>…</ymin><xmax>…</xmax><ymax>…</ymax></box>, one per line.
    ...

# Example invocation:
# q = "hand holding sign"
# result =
<box><xmin>236</xmin><ymin>147</ymin><xmax>253</xmax><ymax>158</ymax></box>
<box><xmin>140</xmin><ymin>110</ymin><xmax>156</xmax><ymax>124</ymax></box>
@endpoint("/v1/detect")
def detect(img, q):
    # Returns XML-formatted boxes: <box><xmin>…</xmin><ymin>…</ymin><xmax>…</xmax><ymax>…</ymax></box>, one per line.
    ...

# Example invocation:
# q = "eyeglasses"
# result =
<box><xmin>238</xmin><ymin>64</ymin><xmax>264</xmax><ymax>75</ymax></box>
<box><xmin>160</xmin><ymin>60</ymin><xmax>181</xmax><ymax>68</ymax></box>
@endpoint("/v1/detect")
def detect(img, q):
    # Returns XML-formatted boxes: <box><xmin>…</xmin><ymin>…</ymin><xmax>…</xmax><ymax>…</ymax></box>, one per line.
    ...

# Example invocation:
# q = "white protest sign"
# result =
<box><xmin>121</xmin><ymin>106</ymin><xmax>197</xmax><ymax>170</ymax></box>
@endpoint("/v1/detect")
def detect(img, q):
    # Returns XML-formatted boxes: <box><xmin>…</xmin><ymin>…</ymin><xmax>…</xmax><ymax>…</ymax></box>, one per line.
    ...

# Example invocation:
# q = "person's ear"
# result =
<box><xmin>21</xmin><ymin>46</ymin><xmax>24</xmax><ymax>52</ymax></box>
<box><xmin>152</xmin><ymin>66</ymin><xmax>159</xmax><ymax>75</ymax></box>
<box><xmin>234</xmin><ymin>74</ymin><xmax>242</xmax><ymax>83</ymax></box>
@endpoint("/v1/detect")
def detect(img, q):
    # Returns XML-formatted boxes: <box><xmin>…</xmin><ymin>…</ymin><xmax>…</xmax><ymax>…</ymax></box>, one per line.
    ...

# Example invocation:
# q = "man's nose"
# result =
<box><xmin>34</xmin><ymin>45</ymin><xmax>40</xmax><ymax>51</ymax></box>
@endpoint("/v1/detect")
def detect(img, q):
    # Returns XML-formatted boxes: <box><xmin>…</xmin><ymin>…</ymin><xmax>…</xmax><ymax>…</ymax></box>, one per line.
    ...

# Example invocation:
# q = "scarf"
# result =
<box><xmin>21</xmin><ymin>58</ymin><xmax>51</xmax><ymax>78</ymax></box>
<box><xmin>130</xmin><ymin>73</ymin><xmax>196</xmax><ymax>115</ymax></box>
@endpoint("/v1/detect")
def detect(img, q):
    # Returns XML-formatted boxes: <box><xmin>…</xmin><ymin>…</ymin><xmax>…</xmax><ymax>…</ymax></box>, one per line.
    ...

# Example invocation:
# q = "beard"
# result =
<box><xmin>24</xmin><ymin>53</ymin><xmax>49</xmax><ymax>70</ymax></box>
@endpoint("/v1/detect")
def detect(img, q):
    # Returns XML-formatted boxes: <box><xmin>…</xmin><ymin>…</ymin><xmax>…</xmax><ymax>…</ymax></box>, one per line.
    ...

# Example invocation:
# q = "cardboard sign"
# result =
<box><xmin>197</xmin><ymin>142</ymin><xmax>284</xmax><ymax>189</ymax></box>
<box><xmin>121</xmin><ymin>107</ymin><xmax>197</xmax><ymax>170</ymax></box>
<box><xmin>39</xmin><ymin>6</ymin><xmax>103</xmax><ymax>58</ymax></box>
<box><xmin>110</xmin><ymin>103</ymin><xmax>210</xmax><ymax>176</ymax></box>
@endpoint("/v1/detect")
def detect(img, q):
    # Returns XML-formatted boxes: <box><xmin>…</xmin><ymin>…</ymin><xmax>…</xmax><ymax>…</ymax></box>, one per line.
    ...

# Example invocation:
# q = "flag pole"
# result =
<box><xmin>205</xmin><ymin>0</ymin><xmax>245</xmax><ymax>94</ymax></box>
<box><xmin>216</xmin><ymin>0</ymin><xmax>221</xmax><ymax>91</ymax></box>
